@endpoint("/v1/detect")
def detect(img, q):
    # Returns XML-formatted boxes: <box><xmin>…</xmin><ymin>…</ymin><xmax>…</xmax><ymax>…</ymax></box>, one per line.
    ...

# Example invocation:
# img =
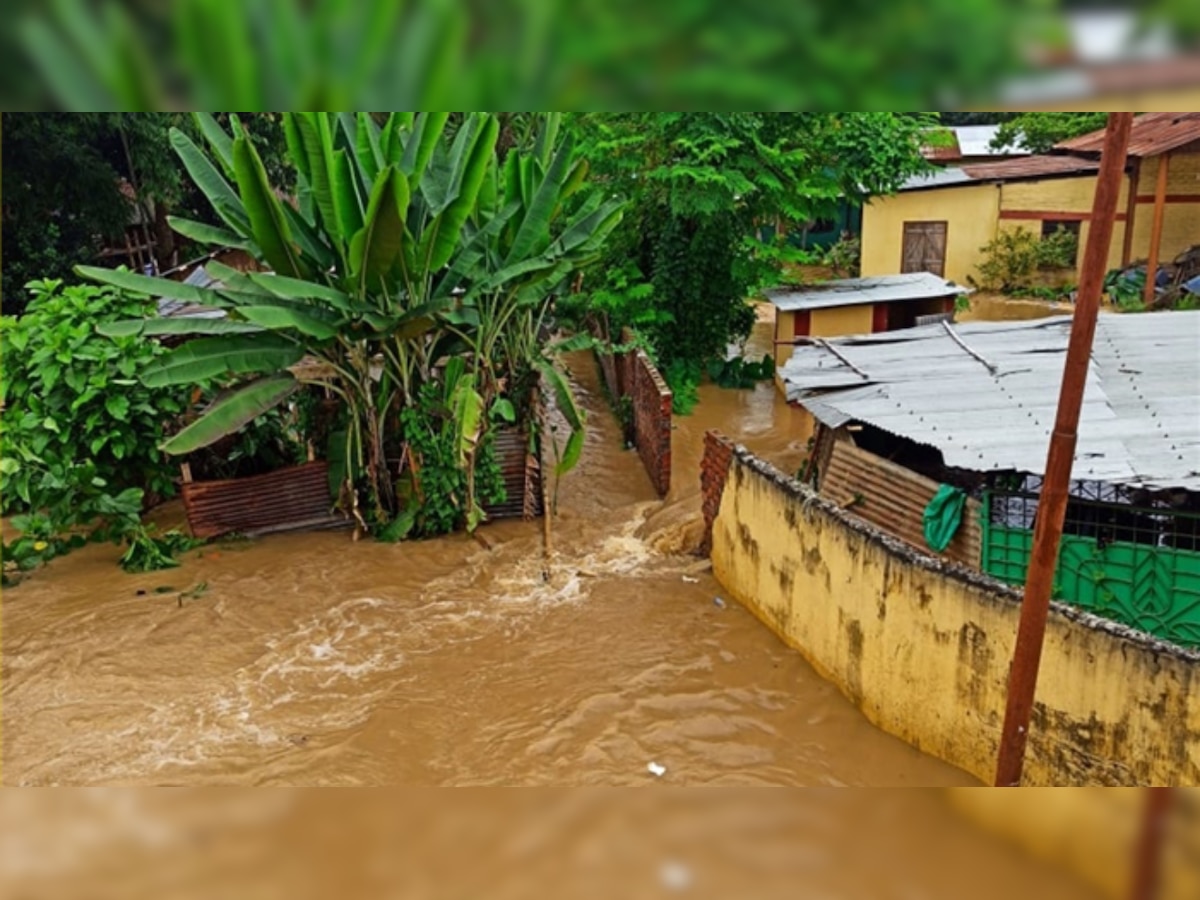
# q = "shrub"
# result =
<box><xmin>974</xmin><ymin>228</ymin><xmax>1077</xmax><ymax>293</ymax></box>
<box><xmin>1</xmin><ymin>279</ymin><xmax>194</xmax><ymax>512</ymax></box>
<box><xmin>820</xmin><ymin>234</ymin><xmax>862</xmax><ymax>278</ymax></box>
<box><xmin>1</xmin><ymin>279</ymin><xmax>198</xmax><ymax>582</ymax></box>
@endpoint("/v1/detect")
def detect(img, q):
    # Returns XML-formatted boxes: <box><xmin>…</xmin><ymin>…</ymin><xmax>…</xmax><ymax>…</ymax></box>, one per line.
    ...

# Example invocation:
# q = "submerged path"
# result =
<box><xmin>5</xmin><ymin>315</ymin><xmax>974</xmax><ymax>787</ymax></box>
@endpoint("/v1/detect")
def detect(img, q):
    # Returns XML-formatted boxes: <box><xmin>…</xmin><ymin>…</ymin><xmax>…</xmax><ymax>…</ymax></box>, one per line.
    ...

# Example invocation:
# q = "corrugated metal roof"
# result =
<box><xmin>1056</xmin><ymin>112</ymin><xmax>1200</xmax><ymax>158</ymax></box>
<box><xmin>955</xmin><ymin>125</ymin><xmax>1022</xmax><ymax>158</ymax></box>
<box><xmin>781</xmin><ymin>312</ymin><xmax>1200</xmax><ymax>490</ymax></box>
<box><xmin>764</xmin><ymin>273</ymin><xmax>969</xmax><ymax>312</ymax></box>
<box><xmin>898</xmin><ymin>166</ymin><xmax>977</xmax><ymax>192</ymax></box>
<box><xmin>962</xmin><ymin>155</ymin><xmax>1102</xmax><ymax>181</ymax></box>
<box><xmin>158</xmin><ymin>265</ymin><xmax>227</xmax><ymax>319</ymax></box>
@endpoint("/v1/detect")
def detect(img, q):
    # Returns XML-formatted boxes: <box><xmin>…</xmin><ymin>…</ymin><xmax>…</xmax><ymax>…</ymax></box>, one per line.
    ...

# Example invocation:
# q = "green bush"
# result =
<box><xmin>1</xmin><ymin>279</ymin><xmax>193</xmax><ymax>512</ymax></box>
<box><xmin>1</xmin><ymin>279</ymin><xmax>200</xmax><ymax>582</ymax></box>
<box><xmin>974</xmin><ymin>228</ymin><xmax>1077</xmax><ymax>293</ymax></box>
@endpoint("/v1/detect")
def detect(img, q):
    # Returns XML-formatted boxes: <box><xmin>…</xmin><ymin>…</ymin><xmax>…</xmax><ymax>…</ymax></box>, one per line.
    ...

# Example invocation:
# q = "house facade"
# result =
<box><xmin>861</xmin><ymin>113</ymin><xmax>1200</xmax><ymax>290</ymax></box>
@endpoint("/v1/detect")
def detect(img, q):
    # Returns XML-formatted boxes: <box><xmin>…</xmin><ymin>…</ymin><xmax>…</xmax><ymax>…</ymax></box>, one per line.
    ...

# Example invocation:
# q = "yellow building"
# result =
<box><xmin>861</xmin><ymin>113</ymin><xmax>1200</xmax><ymax>294</ymax></box>
<box><xmin>764</xmin><ymin>272</ymin><xmax>967</xmax><ymax>374</ymax></box>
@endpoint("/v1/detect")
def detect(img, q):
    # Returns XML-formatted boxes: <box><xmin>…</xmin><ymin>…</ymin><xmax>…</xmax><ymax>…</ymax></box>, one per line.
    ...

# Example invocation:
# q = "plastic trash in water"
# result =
<box><xmin>659</xmin><ymin>861</ymin><xmax>692</xmax><ymax>891</ymax></box>
<box><xmin>681</xmin><ymin>575</ymin><xmax>699</xmax><ymax>584</ymax></box>
<box><xmin>647</xmin><ymin>761</ymin><xmax>666</xmax><ymax>777</ymax></box>
<box><xmin>713</xmin><ymin>597</ymin><xmax>726</xmax><ymax>609</ymax></box>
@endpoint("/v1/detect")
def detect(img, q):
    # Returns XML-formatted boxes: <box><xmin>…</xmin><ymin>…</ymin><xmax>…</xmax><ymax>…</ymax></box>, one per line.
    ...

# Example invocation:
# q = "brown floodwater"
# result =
<box><xmin>0</xmin><ymin>790</ymin><xmax>1107</xmax><ymax>899</ymax></box>
<box><xmin>4</xmin><ymin>313</ymin><xmax>971</xmax><ymax>788</ymax></box>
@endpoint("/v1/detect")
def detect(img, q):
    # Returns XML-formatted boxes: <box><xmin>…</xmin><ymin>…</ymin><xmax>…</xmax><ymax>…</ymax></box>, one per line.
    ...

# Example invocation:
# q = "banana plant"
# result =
<box><xmin>439</xmin><ymin>114</ymin><xmax>625</xmax><ymax>496</ymax></box>
<box><xmin>80</xmin><ymin>111</ymin><xmax>500</xmax><ymax>527</ymax></box>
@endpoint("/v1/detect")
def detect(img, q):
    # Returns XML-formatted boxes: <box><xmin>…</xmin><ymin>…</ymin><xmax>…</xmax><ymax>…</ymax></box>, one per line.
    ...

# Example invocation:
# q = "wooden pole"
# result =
<box><xmin>993</xmin><ymin>112</ymin><xmax>1133</xmax><ymax>787</ymax></box>
<box><xmin>1129</xmin><ymin>788</ymin><xmax>1173</xmax><ymax>900</ymax></box>
<box><xmin>1143</xmin><ymin>153</ymin><xmax>1170</xmax><ymax>306</ymax></box>
<box><xmin>1121</xmin><ymin>159</ymin><xmax>1140</xmax><ymax>268</ymax></box>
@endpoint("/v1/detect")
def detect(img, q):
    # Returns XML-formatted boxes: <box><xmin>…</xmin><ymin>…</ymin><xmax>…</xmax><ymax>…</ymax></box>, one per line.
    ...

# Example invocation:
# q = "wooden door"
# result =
<box><xmin>901</xmin><ymin>221</ymin><xmax>947</xmax><ymax>276</ymax></box>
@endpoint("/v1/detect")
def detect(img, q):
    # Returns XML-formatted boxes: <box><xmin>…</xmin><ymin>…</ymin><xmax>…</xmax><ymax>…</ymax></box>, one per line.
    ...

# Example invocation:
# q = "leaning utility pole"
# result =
<box><xmin>993</xmin><ymin>112</ymin><xmax>1134</xmax><ymax>787</ymax></box>
<box><xmin>1129</xmin><ymin>787</ymin><xmax>1173</xmax><ymax>900</ymax></box>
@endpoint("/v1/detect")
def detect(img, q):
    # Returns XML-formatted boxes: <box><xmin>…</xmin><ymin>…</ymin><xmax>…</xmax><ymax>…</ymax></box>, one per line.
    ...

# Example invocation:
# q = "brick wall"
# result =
<box><xmin>700</xmin><ymin>430</ymin><xmax>736</xmax><ymax>555</ymax></box>
<box><xmin>592</xmin><ymin>326</ymin><xmax>673</xmax><ymax>497</ymax></box>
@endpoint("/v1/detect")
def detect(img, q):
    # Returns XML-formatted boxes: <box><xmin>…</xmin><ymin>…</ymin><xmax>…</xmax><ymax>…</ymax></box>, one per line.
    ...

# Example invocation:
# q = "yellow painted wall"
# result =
<box><xmin>1000</xmin><ymin>176</ymin><xmax>1132</xmax><ymax>275</ymax></box>
<box><xmin>773</xmin><ymin>310</ymin><xmax>795</xmax><ymax>368</ymax></box>
<box><xmin>861</xmin><ymin>183</ymin><xmax>1000</xmax><ymax>285</ymax></box>
<box><xmin>1129</xmin><ymin>151</ymin><xmax>1200</xmax><ymax>266</ymax></box>
<box><xmin>948</xmin><ymin>789</ymin><xmax>1200</xmax><ymax>900</ymax></box>
<box><xmin>810</xmin><ymin>304</ymin><xmax>873</xmax><ymax>337</ymax></box>
<box><xmin>709</xmin><ymin>449</ymin><xmax>1200</xmax><ymax>787</ymax></box>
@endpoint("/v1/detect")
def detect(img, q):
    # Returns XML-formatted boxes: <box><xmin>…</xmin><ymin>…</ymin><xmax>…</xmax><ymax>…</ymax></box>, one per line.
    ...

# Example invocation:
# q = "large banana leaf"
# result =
<box><xmin>160</xmin><ymin>374</ymin><xmax>299</xmax><ymax>455</ymax></box>
<box><xmin>450</xmin><ymin>376</ymin><xmax>484</xmax><ymax>468</ymax></box>
<box><xmin>349</xmin><ymin>165</ymin><xmax>410</xmax><ymax>288</ymax></box>
<box><xmin>245</xmin><ymin>272</ymin><xmax>353</xmax><ymax>311</ymax></box>
<box><xmin>536</xmin><ymin>360</ymin><xmax>586</xmax><ymax>476</ymax></box>
<box><xmin>169</xmin><ymin>127</ymin><xmax>250</xmax><ymax>235</ymax></box>
<box><xmin>232</xmin><ymin>135</ymin><xmax>307</xmax><ymax>279</ymax></box>
<box><xmin>236</xmin><ymin>306</ymin><xmax>338</xmax><ymax>340</ymax></box>
<box><xmin>331</xmin><ymin>147</ymin><xmax>365</xmax><ymax>240</ymax></box>
<box><xmin>504</xmin><ymin>135</ymin><xmax>575</xmax><ymax>266</ymax></box>
<box><xmin>193</xmin><ymin>112</ymin><xmax>235</xmax><ymax>179</ymax></box>
<box><xmin>98</xmin><ymin>318</ymin><xmax>264</xmax><ymax>338</ymax></box>
<box><xmin>167</xmin><ymin>216</ymin><xmax>255</xmax><ymax>253</ymax></box>
<box><xmin>140</xmin><ymin>333</ymin><xmax>304</xmax><ymax>387</ymax></box>
<box><xmin>401</xmin><ymin>112</ymin><xmax>449</xmax><ymax>182</ymax></box>
<box><xmin>76</xmin><ymin>265</ymin><xmax>218</xmax><ymax>306</ymax></box>
<box><xmin>293</xmin><ymin>113</ymin><xmax>343</xmax><ymax>250</ymax></box>
<box><xmin>424</xmin><ymin>116</ymin><xmax>499</xmax><ymax>271</ymax></box>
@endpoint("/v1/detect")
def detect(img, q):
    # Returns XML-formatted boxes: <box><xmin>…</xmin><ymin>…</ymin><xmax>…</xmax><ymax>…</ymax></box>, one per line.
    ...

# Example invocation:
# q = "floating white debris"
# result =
<box><xmin>647</xmin><ymin>761</ymin><xmax>666</xmax><ymax>777</ymax></box>
<box><xmin>713</xmin><ymin>597</ymin><xmax>726</xmax><ymax>609</ymax></box>
<box><xmin>681</xmin><ymin>576</ymin><xmax>699</xmax><ymax>584</ymax></box>
<box><xmin>659</xmin><ymin>860</ymin><xmax>692</xmax><ymax>891</ymax></box>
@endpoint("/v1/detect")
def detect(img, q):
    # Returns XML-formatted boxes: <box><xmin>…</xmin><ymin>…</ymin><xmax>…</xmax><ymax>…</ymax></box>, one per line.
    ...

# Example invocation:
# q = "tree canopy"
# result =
<box><xmin>990</xmin><ymin>112</ymin><xmax>1110</xmax><ymax>154</ymax></box>
<box><xmin>563</xmin><ymin>113</ymin><xmax>931</xmax><ymax>380</ymax></box>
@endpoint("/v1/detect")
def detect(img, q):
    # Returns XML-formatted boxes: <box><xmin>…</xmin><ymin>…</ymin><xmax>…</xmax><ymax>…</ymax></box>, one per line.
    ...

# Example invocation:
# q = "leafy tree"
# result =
<box><xmin>81</xmin><ymin>112</ymin><xmax>617</xmax><ymax>537</ymax></box>
<box><xmin>990</xmin><ymin>112</ymin><xmax>1110</xmax><ymax>154</ymax></box>
<box><xmin>1</xmin><ymin>112</ymin><xmax>290</xmax><ymax>315</ymax></box>
<box><xmin>566</xmin><ymin>113</ymin><xmax>931</xmax><ymax>377</ymax></box>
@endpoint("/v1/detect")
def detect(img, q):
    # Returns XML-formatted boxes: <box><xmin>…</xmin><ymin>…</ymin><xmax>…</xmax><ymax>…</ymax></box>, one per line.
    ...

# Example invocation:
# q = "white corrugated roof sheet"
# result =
<box><xmin>898</xmin><ymin>166</ymin><xmax>977</xmax><ymax>192</ymax></box>
<box><xmin>781</xmin><ymin>311</ymin><xmax>1200</xmax><ymax>490</ymax></box>
<box><xmin>765</xmin><ymin>273</ymin><xmax>969</xmax><ymax>313</ymax></box>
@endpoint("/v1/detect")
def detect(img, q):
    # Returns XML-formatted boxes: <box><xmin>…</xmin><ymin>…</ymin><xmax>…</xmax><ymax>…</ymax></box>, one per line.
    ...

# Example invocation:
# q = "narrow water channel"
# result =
<box><xmin>5</xmin><ymin>312</ymin><xmax>974</xmax><ymax>787</ymax></box>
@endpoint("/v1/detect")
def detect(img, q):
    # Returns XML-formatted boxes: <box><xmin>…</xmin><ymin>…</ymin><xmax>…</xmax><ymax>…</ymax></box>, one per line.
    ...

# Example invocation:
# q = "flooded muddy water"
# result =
<box><xmin>0</xmin><ymin>791</ymin><xmax>1106</xmax><ymax>899</ymax></box>
<box><xmin>4</xmin><ymin>313</ymin><xmax>969</xmax><ymax>787</ymax></box>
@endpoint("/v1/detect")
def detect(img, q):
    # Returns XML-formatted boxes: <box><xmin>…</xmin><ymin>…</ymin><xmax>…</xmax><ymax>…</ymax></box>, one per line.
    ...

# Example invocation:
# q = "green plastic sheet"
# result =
<box><xmin>923</xmin><ymin>484</ymin><xmax>967</xmax><ymax>552</ymax></box>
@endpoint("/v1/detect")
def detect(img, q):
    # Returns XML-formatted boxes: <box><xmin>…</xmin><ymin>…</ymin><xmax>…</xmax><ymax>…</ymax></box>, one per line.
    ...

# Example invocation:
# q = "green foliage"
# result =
<box><xmin>13</xmin><ymin>2</ymin><xmax>1043</xmax><ymax>110</ymax></box>
<box><xmin>820</xmin><ymin>234</ymin><xmax>862</xmax><ymax>278</ymax></box>
<box><xmin>706</xmin><ymin>354</ymin><xmax>775</xmax><ymax>389</ymax></box>
<box><xmin>1</xmin><ymin>280</ymin><xmax>191</xmax><ymax>513</ymax></box>
<box><xmin>396</xmin><ymin>380</ymin><xmax>506</xmax><ymax>540</ymax></box>
<box><xmin>567</xmin><ymin>113</ymin><xmax>931</xmax><ymax>378</ymax></box>
<box><xmin>664</xmin><ymin>360</ymin><xmax>702</xmax><ymax>416</ymax></box>
<box><xmin>1105</xmin><ymin>268</ymin><xmax>1147</xmax><ymax>312</ymax></box>
<box><xmin>120</xmin><ymin>528</ymin><xmax>202</xmax><ymax>573</ymax></box>
<box><xmin>81</xmin><ymin>113</ymin><xmax>611</xmax><ymax>538</ymax></box>
<box><xmin>990</xmin><ymin>113</ymin><xmax>1109</xmax><ymax>154</ymax></box>
<box><xmin>973</xmin><ymin>228</ymin><xmax>1078</xmax><ymax>293</ymax></box>
<box><xmin>1</xmin><ymin>112</ymin><xmax>291</xmax><ymax>316</ymax></box>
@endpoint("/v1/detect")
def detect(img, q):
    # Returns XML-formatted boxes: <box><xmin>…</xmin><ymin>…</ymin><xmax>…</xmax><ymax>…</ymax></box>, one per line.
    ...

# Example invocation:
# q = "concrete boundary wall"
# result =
<box><xmin>593</xmin><ymin>328</ymin><xmax>672</xmax><ymax>497</ymax></box>
<box><xmin>702</xmin><ymin>430</ymin><xmax>1200</xmax><ymax>786</ymax></box>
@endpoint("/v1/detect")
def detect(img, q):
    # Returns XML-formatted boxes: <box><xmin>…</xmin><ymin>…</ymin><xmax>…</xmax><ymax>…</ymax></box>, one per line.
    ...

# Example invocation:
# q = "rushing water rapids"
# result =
<box><xmin>2</xmin><ymin>303</ymin><xmax>1061</xmax><ymax>787</ymax></box>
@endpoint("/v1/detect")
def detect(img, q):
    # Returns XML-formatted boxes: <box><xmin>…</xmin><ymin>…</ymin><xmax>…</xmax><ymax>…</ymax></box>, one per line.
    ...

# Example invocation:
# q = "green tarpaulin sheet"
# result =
<box><xmin>923</xmin><ymin>484</ymin><xmax>967</xmax><ymax>552</ymax></box>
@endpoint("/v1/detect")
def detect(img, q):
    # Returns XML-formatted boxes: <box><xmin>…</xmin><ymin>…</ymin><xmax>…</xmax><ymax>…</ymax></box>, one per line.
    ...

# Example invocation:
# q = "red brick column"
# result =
<box><xmin>700</xmin><ymin>430</ymin><xmax>736</xmax><ymax>555</ymax></box>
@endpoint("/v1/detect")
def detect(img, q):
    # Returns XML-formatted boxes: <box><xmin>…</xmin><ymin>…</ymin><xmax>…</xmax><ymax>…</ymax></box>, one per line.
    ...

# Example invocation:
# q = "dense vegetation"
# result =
<box><xmin>559</xmin><ymin>113</ymin><xmax>931</xmax><ymax>404</ymax></box>
<box><xmin>0</xmin><ymin>281</ymin><xmax>200</xmax><ymax>581</ymax></box>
